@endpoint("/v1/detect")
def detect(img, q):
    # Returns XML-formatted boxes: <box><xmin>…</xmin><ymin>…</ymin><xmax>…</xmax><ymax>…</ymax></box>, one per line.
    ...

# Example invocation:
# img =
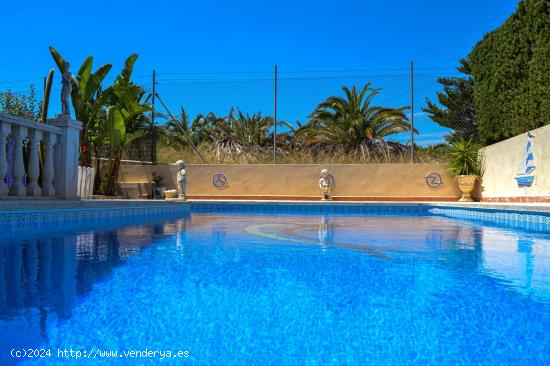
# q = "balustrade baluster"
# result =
<box><xmin>9</xmin><ymin>125</ymin><xmax>27</xmax><ymax>196</ymax></box>
<box><xmin>42</xmin><ymin>132</ymin><xmax>57</xmax><ymax>197</ymax></box>
<box><xmin>0</xmin><ymin>122</ymin><xmax>10</xmax><ymax>196</ymax></box>
<box><xmin>27</xmin><ymin>130</ymin><xmax>42</xmax><ymax>196</ymax></box>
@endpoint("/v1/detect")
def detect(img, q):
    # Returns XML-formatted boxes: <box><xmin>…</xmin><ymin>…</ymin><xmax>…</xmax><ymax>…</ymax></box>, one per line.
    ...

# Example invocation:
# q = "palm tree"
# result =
<box><xmin>295</xmin><ymin>83</ymin><xmax>416</xmax><ymax>155</ymax></box>
<box><xmin>161</xmin><ymin>107</ymin><xmax>208</xmax><ymax>146</ymax></box>
<box><xmin>277</xmin><ymin>120</ymin><xmax>302</xmax><ymax>152</ymax></box>
<box><xmin>229</xmin><ymin>110</ymin><xmax>273</xmax><ymax>147</ymax></box>
<box><xmin>203</xmin><ymin>109</ymin><xmax>274</xmax><ymax>161</ymax></box>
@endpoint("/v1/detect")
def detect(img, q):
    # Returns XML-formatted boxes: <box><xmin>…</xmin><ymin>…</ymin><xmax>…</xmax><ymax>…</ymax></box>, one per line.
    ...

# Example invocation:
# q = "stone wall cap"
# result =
<box><xmin>47</xmin><ymin>116</ymin><xmax>83</xmax><ymax>130</ymax></box>
<box><xmin>0</xmin><ymin>112</ymin><xmax>64</xmax><ymax>135</ymax></box>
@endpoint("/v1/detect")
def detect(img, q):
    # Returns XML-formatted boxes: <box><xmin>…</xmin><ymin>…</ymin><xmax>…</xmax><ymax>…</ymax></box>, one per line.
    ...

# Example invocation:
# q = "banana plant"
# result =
<box><xmin>102</xmin><ymin>54</ymin><xmax>151</xmax><ymax>195</ymax></box>
<box><xmin>49</xmin><ymin>46</ymin><xmax>112</xmax><ymax>166</ymax></box>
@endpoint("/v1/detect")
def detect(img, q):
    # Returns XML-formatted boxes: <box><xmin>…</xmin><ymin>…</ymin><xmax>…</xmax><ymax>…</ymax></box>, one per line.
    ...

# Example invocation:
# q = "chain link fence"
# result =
<box><xmin>1</xmin><ymin>66</ymin><xmax>477</xmax><ymax>164</ymax></box>
<box><xmin>150</xmin><ymin>67</ymin><xmax>474</xmax><ymax>164</ymax></box>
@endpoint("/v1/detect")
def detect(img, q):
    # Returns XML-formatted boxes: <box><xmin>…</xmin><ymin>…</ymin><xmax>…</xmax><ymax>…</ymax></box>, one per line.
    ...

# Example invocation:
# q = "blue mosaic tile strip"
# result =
<box><xmin>0</xmin><ymin>204</ymin><xmax>191</xmax><ymax>235</ymax></box>
<box><xmin>190</xmin><ymin>202</ymin><xmax>432</xmax><ymax>216</ymax></box>
<box><xmin>429</xmin><ymin>207</ymin><xmax>550</xmax><ymax>232</ymax></box>
<box><xmin>3</xmin><ymin>201</ymin><xmax>549</xmax><ymax>237</ymax></box>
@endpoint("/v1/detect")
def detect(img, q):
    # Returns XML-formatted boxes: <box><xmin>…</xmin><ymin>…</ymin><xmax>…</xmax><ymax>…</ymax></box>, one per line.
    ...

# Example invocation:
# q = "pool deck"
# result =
<box><xmin>0</xmin><ymin>199</ymin><xmax>549</xmax><ymax>214</ymax></box>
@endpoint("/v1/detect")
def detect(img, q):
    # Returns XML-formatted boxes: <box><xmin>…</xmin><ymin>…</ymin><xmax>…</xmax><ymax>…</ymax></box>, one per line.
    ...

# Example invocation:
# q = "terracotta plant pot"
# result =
<box><xmin>164</xmin><ymin>189</ymin><xmax>178</xmax><ymax>199</ymax></box>
<box><xmin>457</xmin><ymin>175</ymin><xmax>476</xmax><ymax>202</ymax></box>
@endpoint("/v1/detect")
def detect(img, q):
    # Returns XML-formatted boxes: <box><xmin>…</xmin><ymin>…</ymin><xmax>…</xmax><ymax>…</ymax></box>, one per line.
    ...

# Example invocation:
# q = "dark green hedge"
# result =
<box><xmin>469</xmin><ymin>0</ymin><xmax>550</xmax><ymax>144</ymax></box>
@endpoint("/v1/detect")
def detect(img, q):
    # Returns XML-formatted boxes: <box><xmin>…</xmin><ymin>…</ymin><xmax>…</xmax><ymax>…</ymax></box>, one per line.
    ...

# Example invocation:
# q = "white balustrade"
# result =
<box><xmin>0</xmin><ymin>113</ymin><xmax>82</xmax><ymax>199</ymax></box>
<box><xmin>0</xmin><ymin>122</ymin><xmax>10</xmax><ymax>195</ymax></box>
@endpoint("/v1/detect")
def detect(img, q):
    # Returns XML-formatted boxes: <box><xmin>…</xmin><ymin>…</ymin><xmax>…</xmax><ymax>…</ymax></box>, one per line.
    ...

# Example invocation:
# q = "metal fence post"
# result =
<box><xmin>151</xmin><ymin>69</ymin><xmax>157</xmax><ymax>164</ymax></box>
<box><xmin>273</xmin><ymin>64</ymin><xmax>278</xmax><ymax>164</ymax></box>
<box><xmin>410</xmin><ymin>61</ymin><xmax>415</xmax><ymax>164</ymax></box>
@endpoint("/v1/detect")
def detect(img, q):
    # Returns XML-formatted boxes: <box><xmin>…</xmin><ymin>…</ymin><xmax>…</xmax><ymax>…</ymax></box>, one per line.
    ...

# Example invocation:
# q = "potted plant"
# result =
<box><xmin>446</xmin><ymin>137</ymin><xmax>482</xmax><ymax>202</ymax></box>
<box><xmin>151</xmin><ymin>171</ymin><xmax>164</xmax><ymax>200</ymax></box>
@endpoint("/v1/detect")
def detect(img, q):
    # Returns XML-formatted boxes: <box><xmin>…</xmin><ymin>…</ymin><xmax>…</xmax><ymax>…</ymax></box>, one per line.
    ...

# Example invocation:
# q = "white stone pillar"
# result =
<box><xmin>0</xmin><ymin>122</ymin><xmax>10</xmax><ymax>196</ymax></box>
<box><xmin>47</xmin><ymin>117</ymin><xmax>82</xmax><ymax>199</ymax></box>
<box><xmin>27</xmin><ymin>129</ymin><xmax>42</xmax><ymax>196</ymax></box>
<box><xmin>9</xmin><ymin>125</ymin><xmax>28</xmax><ymax>196</ymax></box>
<box><xmin>42</xmin><ymin>132</ymin><xmax>57</xmax><ymax>197</ymax></box>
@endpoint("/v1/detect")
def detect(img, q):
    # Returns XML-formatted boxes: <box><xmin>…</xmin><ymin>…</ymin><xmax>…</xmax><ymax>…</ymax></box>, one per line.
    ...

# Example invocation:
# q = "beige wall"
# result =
<box><xmin>118</xmin><ymin>163</ymin><xmax>459</xmax><ymax>200</ymax></box>
<box><xmin>478</xmin><ymin>124</ymin><xmax>550</xmax><ymax>199</ymax></box>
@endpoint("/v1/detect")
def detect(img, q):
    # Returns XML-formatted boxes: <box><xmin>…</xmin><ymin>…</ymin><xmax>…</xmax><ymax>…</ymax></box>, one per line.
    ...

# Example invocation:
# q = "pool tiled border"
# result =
<box><xmin>0</xmin><ymin>201</ymin><xmax>191</xmax><ymax>233</ymax></box>
<box><xmin>190</xmin><ymin>201</ymin><xmax>550</xmax><ymax>232</ymax></box>
<box><xmin>1</xmin><ymin>199</ymin><xmax>549</xmax><ymax>233</ymax></box>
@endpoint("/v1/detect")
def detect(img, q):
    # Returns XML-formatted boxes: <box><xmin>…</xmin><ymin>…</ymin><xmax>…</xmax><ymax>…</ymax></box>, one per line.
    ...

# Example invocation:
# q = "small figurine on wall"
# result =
<box><xmin>319</xmin><ymin>169</ymin><xmax>333</xmax><ymax>201</ymax></box>
<box><xmin>175</xmin><ymin>160</ymin><xmax>187</xmax><ymax>200</ymax></box>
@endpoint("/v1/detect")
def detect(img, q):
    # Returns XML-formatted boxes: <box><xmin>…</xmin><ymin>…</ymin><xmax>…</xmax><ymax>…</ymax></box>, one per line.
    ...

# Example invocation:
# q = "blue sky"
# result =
<box><xmin>0</xmin><ymin>0</ymin><xmax>519</xmax><ymax>144</ymax></box>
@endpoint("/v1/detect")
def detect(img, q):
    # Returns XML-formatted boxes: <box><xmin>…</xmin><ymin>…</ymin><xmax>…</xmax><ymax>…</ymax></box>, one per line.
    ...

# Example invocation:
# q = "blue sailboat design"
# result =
<box><xmin>514</xmin><ymin>131</ymin><xmax>536</xmax><ymax>188</ymax></box>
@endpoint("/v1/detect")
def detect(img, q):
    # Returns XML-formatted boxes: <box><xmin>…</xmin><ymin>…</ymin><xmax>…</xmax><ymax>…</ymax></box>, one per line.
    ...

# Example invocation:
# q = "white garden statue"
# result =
<box><xmin>61</xmin><ymin>62</ymin><xmax>72</xmax><ymax>118</ymax></box>
<box><xmin>175</xmin><ymin>160</ymin><xmax>187</xmax><ymax>200</ymax></box>
<box><xmin>319</xmin><ymin>169</ymin><xmax>333</xmax><ymax>201</ymax></box>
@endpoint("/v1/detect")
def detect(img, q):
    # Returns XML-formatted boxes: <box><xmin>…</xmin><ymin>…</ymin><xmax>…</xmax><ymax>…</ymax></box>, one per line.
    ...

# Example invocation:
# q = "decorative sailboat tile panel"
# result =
<box><xmin>515</xmin><ymin>131</ymin><xmax>536</xmax><ymax>188</ymax></box>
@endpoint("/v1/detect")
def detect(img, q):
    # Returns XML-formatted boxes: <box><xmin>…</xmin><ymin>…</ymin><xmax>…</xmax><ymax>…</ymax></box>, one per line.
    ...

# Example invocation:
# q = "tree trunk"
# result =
<box><xmin>105</xmin><ymin>157</ymin><xmax>121</xmax><ymax>196</ymax></box>
<box><xmin>93</xmin><ymin>145</ymin><xmax>102</xmax><ymax>195</ymax></box>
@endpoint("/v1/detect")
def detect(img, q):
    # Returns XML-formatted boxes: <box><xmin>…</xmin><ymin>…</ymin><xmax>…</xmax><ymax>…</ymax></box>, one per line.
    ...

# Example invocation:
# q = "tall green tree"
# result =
<box><xmin>423</xmin><ymin>58</ymin><xmax>477</xmax><ymax>141</ymax></box>
<box><xmin>0</xmin><ymin>86</ymin><xmax>41</xmax><ymax>120</ymax></box>
<box><xmin>468</xmin><ymin>0</ymin><xmax>550</xmax><ymax>144</ymax></box>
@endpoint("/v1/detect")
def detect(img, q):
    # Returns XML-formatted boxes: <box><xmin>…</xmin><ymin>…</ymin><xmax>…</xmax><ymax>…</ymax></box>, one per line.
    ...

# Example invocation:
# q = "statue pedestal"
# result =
<box><xmin>48</xmin><ymin>117</ymin><xmax>83</xmax><ymax>199</ymax></box>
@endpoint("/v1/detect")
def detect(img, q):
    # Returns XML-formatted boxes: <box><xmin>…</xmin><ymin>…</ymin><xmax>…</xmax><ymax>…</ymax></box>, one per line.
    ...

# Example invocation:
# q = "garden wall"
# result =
<box><xmin>117</xmin><ymin>163</ymin><xmax>459</xmax><ymax>201</ymax></box>
<box><xmin>477</xmin><ymin>124</ymin><xmax>550</xmax><ymax>202</ymax></box>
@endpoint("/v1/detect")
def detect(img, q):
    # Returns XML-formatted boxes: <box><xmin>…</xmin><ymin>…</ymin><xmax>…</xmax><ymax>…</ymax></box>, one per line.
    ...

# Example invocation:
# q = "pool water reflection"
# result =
<box><xmin>0</xmin><ymin>218</ymin><xmax>188</xmax><ymax>365</ymax></box>
<box><xmin>0</xmin><ymin>209</ymin><xmax>548</xmax><ymax>365</ymax></box>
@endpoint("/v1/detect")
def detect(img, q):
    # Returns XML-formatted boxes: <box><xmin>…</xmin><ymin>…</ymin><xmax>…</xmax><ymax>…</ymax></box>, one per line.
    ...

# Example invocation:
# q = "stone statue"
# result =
<box><xmin>61</xmin><ymin>62</ymin><xmax>72</xmax><ymax>118</ymax></box>
<box><xmin>319</xmin><ymin>169</ymin><xmax>332</xmax><ymax>201</ymax></box>
<box><xmin>175</xmin><ymin>160</ymin><xmax>187</xmax><ymax>200</ymax></box>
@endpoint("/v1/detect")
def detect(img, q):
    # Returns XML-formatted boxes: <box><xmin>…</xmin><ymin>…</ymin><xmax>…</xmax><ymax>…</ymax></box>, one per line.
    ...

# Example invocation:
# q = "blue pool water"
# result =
<box><xmin>0</xmin><ymin>204</ymin><xmax>549</xmax><ymax>365</ymax></box>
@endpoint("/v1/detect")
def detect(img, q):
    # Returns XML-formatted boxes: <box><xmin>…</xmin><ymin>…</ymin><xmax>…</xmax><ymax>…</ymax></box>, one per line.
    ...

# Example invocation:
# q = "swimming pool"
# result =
<box><xmin>0</xmin><ymin>203</ymin><xmax>548</xmax><ymax>365</ymax></box>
